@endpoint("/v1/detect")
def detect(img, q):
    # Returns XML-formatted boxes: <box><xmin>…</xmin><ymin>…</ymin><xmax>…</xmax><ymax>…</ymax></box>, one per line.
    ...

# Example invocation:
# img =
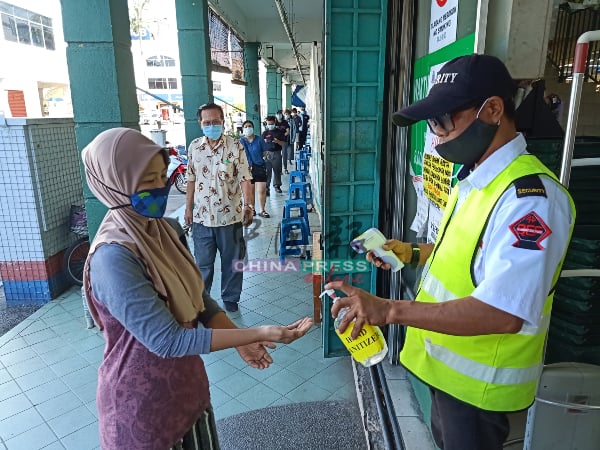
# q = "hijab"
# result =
<box><xmin>82</xmin><ymin>128</ymin><xmax>204</xmax><ymax>329</ymax></box>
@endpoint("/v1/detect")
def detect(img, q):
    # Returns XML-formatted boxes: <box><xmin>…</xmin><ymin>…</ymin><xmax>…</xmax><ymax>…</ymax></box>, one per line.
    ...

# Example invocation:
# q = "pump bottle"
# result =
<box><xmin>321</xmin><ymin>289</ymin><xmax>388</xmax><ymax>367</ymax></box>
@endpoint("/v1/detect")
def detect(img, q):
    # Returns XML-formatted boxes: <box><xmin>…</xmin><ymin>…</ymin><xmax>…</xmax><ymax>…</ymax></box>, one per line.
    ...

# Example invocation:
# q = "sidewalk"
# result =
<box><xmin>0</xmin><ymin>174</ymin><xmax>365</xmax><ymax>450</ymax></box>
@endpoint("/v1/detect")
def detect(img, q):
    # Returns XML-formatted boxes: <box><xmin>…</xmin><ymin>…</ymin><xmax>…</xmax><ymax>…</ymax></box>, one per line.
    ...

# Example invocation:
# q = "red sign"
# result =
<box><xmin>436</xmin><ymin>0</ymin><xmax>448</xmax><ymax>6</ymax></box>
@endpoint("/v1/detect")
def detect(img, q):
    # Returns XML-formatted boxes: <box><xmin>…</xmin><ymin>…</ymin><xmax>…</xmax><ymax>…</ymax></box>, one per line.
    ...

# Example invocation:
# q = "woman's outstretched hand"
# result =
<box><xmin>264</xmin><ymin>317</ymin><xmax>314</xmax><ymax>344</ymax></box>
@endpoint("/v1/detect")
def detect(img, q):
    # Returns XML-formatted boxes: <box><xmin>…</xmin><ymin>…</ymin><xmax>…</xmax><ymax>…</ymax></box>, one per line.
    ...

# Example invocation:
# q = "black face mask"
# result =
<box><xmin>435</xmin><ymin>110</ymin><xmax>499</xmax><ymax>168</ymax></box>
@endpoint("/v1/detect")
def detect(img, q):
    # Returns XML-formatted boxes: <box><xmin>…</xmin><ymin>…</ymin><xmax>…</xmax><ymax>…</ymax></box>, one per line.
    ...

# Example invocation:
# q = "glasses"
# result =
<box><xmin>426</xmin><ymin>114</ymin><xmax>455</xmax><ymax>134</ymax></box>
<box><xmin>200</xmin><ymin>120</ymin><xmax>222</xmax><ymax>127</ymax></box>
<box><xmin>426</xmin><ymin>99</ymin><xmax>489</xmax><ymax>134</ymax></box>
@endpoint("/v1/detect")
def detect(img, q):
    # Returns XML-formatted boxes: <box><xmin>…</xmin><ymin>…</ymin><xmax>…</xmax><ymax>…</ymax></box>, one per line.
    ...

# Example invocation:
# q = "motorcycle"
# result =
<box><xmin>166</xmin><ymin>145</ymin><xmax>188</xmax><ymax>194</ymax></box>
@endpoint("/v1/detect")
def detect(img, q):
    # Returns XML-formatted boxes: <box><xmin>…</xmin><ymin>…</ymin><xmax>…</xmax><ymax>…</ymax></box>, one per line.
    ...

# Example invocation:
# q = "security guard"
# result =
<box><xmin>327</xmin><ymin>54</ymin><xmax>576</xmax><ymax>450</ymax></box>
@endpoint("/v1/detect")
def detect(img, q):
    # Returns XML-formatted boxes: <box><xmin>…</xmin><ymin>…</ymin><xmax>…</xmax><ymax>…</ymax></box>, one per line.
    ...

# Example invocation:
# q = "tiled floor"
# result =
<box><xmin>0</xmin><ymin>171</ymin><xmax>358</xmax><ymax>450</ymax></box>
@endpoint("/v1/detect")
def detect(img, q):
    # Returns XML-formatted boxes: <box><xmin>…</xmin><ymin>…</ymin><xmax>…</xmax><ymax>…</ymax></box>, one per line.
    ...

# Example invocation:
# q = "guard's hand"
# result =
<box><xmin>366</xmin><ymin>239</ymin><xmax>412</xmax><ymax>270</ymax></box>
<box><xmin>242</xmin><ymin>207</ymin><xmax>253</xmax><ymax>226</ymax></box>
<box><xmin>325</xmin><ymin>281</ymin><xmax>391</xmax><ymax>340</ymax></box>
<box><xmin>184</xmin><ymin>208</ymin><xmax>193</xmax><ymax>226</ymax></box>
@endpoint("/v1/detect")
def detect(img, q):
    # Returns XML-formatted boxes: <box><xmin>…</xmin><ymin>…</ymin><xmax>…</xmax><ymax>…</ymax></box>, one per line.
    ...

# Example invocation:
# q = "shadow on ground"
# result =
<box><xmin>216</xmin><ymin>400</ymin><xmax>368</xmax><ymax>450</ymax></box>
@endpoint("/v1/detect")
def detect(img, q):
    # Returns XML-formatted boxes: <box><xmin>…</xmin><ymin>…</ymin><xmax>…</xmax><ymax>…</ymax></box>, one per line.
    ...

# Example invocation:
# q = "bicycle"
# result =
<box><xmin>63</xmin><ymin>205</ymin><xmax>90</xmax><ymax>286</ymax></box>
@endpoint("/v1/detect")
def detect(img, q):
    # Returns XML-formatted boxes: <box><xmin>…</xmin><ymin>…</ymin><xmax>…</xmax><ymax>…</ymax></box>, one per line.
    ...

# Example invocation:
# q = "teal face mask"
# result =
<box><xmin>202</xmin><ymin>125</ymin><xmax>223</xmax><ymax>140</ymax></box>
<box><xmin>129</xmin><ymin>183</ymin><xmax>171</xmax><ymax>218</ymax></box>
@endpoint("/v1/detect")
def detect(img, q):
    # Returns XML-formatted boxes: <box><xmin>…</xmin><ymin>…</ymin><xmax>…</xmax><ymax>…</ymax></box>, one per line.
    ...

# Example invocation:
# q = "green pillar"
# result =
<box><xmin>285</xmin><ymin>83</ymin><xmax>292</xmax><ymax>109</ymax></box>
<box><xmin>266</xmin><ymin>66</ymin><xmax>278</xmax><ymax>115</ymax></box>
<box><xmin>276</xmin><ymin>71</ymin><xmax>283</xmax><ymax>111</ymax></box>
<box><xmin>243</xmin><ymin>42</ymin><xmax>261</xmax><ymax>126</ymax></box>
<box><xmin>175</xmin><ymin>0</ymin><xmax>213</xmax><ymax>147</ymax></box>
<box><xmin>322</xmin><ymin>0</ymin><xmax>389</xmax><ymax>357</ymax></box>
<box><xmin>61</xmin><ymin>0</ymin><xmax>139</xmax><ymax>239</ymax></box>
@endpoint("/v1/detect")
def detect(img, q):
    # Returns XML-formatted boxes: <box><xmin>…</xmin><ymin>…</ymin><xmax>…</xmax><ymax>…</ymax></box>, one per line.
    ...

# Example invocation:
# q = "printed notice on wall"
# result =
<box><xmin>429</xmin><ymin>0</ymin><xmax>458</xmax><ymax>53</ymax></box>
<box><xmin>422</xmin><ymin>132</ymin><xmax>453</xmax><ymax>210</ymax></box>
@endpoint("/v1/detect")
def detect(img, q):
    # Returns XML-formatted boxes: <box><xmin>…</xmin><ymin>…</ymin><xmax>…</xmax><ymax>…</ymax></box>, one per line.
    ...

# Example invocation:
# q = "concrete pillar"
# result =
<box><xmin>243</xmin><ymin>42</ymin><xmax>261</xmax><ymax>126</ymax></box>
<box><xmin>276</xmin><ymin>71</ymin><xmax>283</xmax><ymax>111</ymax></box>
<box><xmin>175</xmin><ymin>0</ymin><xmax>213</xmax><ymax>147</ymax></box>
<box><xmin>266</xmin><ymin>66</ymin><xmax>278</xmax><ymax>115</ymax></box>
<box><xmin>285</xmin><ymin>83</ymin><xmax>292</xmax><ymax>109</ymax></box>
<box><xmin>61</xmin><ymin>0</ymin><xmax>139</xmax><ymax>239</ymax></box>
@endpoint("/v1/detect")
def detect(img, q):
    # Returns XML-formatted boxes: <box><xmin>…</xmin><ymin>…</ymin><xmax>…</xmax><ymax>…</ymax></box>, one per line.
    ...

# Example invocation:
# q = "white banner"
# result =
<box><xmin>429</xmin><ymin>0</ymin><xmax>459</xmax><ymax>53</ymax></box>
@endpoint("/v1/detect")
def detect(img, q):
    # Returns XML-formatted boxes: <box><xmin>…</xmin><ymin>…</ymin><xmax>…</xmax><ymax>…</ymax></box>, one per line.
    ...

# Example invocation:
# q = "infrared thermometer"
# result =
<box><xmin>350</xmin><ymin>228</ymin><xmax>404</xmax><ymax>272</ymax></box>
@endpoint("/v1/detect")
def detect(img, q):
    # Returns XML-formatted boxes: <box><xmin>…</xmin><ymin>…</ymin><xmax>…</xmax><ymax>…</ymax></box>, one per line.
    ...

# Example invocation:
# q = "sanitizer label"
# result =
<box><xmin>336</xmin><ymin>323</ymin><xmax>386</xmax><ymax>365</ymax></box>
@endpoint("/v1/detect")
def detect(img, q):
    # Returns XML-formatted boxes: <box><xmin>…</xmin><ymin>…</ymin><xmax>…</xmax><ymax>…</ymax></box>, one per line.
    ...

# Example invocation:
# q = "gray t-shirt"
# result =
<box><xmin>90</xmin><ymin>243</ymin><xmax>222</xmax><ymax>356</ymax></box>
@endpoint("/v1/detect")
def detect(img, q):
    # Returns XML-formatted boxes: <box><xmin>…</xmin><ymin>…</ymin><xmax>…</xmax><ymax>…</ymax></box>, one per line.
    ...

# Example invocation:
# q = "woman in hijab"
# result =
<box><xmin>82</xmin><ymin>128</ymin><xmax>312</xmax><ymax>450</ymax></box>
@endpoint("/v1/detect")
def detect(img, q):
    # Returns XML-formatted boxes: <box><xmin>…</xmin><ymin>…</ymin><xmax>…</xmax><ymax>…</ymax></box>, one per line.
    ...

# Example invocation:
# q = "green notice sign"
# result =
<box><xmin>408</xmin><ymin>33</ymin><xmax>475</xmax><ymax>241</ymax></box>
<box><xmin>409</xmin><ymin>33</ymin><xmax>476</xmax><ymax>177</ymax></box>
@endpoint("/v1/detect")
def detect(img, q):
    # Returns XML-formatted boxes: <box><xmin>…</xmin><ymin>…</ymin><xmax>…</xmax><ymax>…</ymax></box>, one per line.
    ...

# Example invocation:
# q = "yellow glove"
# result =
<box><xmin>366</xmin><ymin>239</ymin><xmax>414</xmax><ymax>269</ymax></box>
<box><xmin>383</xmin><ymin>240</ymin><xmax>414</xmax><ymax>264</ymax></box>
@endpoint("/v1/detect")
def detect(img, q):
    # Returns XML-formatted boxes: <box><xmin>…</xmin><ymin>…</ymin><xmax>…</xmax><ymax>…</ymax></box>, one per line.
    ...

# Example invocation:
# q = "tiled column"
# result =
<box><xmin>0</xmin><ymin>119</ymin><xmax>82</xmax><ymax>305</ymax></box>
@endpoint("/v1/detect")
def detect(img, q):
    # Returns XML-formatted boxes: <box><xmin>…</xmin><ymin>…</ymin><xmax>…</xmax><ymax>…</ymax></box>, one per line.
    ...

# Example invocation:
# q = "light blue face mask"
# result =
<box><xmin>203</xmin><ymin>125</ymin><xmax>223</xmax><ymax>140</ymax></box>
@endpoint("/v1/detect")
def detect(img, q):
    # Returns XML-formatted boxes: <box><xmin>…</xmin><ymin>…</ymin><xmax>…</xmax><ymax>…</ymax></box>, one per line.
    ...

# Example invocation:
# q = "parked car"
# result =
<box><xmin>139</xmin><ymin>111</ymin><xmax>161</xmax><ymax>125</ymax></box>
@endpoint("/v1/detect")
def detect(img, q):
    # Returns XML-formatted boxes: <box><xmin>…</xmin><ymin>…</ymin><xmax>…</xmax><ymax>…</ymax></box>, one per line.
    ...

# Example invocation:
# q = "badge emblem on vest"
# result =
<box><xmin>509</xmin><ymin>211</ymin><xmax>552</xmax><ymax>250</ymax></box>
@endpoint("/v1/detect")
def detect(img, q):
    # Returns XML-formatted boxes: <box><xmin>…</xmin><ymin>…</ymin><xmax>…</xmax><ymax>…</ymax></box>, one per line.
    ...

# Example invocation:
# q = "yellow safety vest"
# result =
<box><xmin>400</xmin><ymin>154</ymin><xmax>576</xmax><ymax>412</ymax></box>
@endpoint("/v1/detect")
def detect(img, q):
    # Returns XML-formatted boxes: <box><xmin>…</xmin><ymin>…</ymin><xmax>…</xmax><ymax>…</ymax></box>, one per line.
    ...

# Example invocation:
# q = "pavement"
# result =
<box><xmin>0</xmin><ymin>161</ymin><xmax>435</xmax><ymax>450</ymax></box>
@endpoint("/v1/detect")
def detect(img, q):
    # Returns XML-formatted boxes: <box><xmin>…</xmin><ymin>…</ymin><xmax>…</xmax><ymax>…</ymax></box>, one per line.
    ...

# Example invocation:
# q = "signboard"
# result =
<box><xmin>429</xmin><ymin>0</ymin><xmax>459</xmax><ymax>53</ymax></box>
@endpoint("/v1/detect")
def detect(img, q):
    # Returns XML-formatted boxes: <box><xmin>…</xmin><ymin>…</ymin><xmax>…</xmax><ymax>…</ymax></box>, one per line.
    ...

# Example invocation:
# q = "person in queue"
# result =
<box><xmin>239</xmin><ymin>119</ymin><xmax>270</xmax><ymax>217</ymax></box>
<box><xmin>328</xmin><ymin>54</ymin><xmax>576</xmax><ymax>450</ymax></box>
<box><xmin>82</xmin><ymin>127</ymin><xmax>313</xmax><ymax>450</ymax></box>
<box><xmin>185</xmin><ymin>103</ymin><xmax>253</xmax><ymax>313</ymax></box>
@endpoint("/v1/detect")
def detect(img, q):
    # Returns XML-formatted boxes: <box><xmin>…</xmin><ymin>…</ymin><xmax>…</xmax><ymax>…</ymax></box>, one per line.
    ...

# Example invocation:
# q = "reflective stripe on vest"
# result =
<box><xmin>425</xmin><ymin>338</ymin><xmax>543</xmax><ymax>384</ymax></box>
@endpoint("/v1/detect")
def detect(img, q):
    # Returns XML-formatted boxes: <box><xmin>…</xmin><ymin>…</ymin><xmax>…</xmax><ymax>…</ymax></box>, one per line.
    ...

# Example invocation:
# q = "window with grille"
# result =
<box><xmin>208</xmin><ymin>8</ymin><xmax>244</xmax><ymax>83</ymax></box>
<box><xmin>148</xmin><ymin>78</ymin><xmax>178</xmax><ymax>90</ymax></box>
<box><xmin>0</xmin><ymin>1</ymin><xmax>55</xmax><ymax>50</ymax></box>
<box><xmin>146</xmin><ymin>55</ymin><xmax>176</xmax><ymax>67</ymax></box>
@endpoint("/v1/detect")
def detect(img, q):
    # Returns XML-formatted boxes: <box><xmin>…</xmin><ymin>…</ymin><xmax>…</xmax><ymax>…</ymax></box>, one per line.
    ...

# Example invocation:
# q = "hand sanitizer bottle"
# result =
<box><xmin>321</xmin><ymin>289</ymin><xmax>388</xmax><ymax>367</ymax></box>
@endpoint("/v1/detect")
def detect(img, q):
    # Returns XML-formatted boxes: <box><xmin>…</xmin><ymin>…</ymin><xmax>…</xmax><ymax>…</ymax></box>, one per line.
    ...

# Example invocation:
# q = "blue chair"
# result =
<box><xmin>279</xmin><ymin>217</ymin><xmax>311</xmax><ymax>261</ymax></box>
<box><xmin>289</xmin><ymin>182</ymin><xmax>314</xmax><ymax>210</ymax></box>
<box><xmin>289</xmin><ymin>170</ymin><xmax>306</xmax><ymax>184</ymax></box>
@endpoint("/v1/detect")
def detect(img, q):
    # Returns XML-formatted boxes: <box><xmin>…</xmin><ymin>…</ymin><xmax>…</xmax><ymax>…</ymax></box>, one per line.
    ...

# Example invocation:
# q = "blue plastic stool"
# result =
<box><xmin>279</xmin><ymin>217</ymin><xmax>310</xmax><ymax>261</ymax></box>
<box><xmin>295</xmin><ymin>157</ymin><xmax>309</xmax><ymax>173</ymax></box>
<box><xmin>289</xmin><ymin>170</ymin><xmax>306</xmax><ymax>184</ymax></box>
<box><xmin>298</xmin><ymin>149</ymin><xmax>308</xmax><ymax>160</ymax></box>
<box><xmin>288</xmin><ymin>182</ymin><xmax>314</xmax><ymax>210</ymax></box>
<box><xmin>283</xmin><ymin>199</ymin><xmax>310</xmax><ymax>230</ymax></box>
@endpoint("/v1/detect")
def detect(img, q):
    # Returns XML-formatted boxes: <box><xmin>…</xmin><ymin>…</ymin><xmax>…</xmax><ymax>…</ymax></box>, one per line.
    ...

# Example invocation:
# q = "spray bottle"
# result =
<box><xmin>321</xmin><ymin>289</ymin><xmax>388</xmax><ymax>367</ymax></box>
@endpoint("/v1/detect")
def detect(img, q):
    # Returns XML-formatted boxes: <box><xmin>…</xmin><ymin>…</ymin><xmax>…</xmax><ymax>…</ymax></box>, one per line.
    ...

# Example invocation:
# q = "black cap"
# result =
<box><xmin>392</xmin><ymin>54</ymin><xmax>515</xmax><ymax>127</ymax></box>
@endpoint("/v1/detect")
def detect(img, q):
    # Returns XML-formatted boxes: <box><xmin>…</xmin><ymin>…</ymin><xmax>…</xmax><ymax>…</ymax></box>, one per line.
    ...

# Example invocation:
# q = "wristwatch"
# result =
<box><xmin>410</xmin><ymin>243</ymin><xmax>420</xmax><ymax>269</ymax></box>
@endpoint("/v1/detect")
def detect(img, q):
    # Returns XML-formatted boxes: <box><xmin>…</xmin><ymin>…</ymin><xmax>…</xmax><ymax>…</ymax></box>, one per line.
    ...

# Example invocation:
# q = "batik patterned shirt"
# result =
<box><xmin>187</xmin><ymin>134</ymin><xmax>252</xmax><ymax>227</ymax></box>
